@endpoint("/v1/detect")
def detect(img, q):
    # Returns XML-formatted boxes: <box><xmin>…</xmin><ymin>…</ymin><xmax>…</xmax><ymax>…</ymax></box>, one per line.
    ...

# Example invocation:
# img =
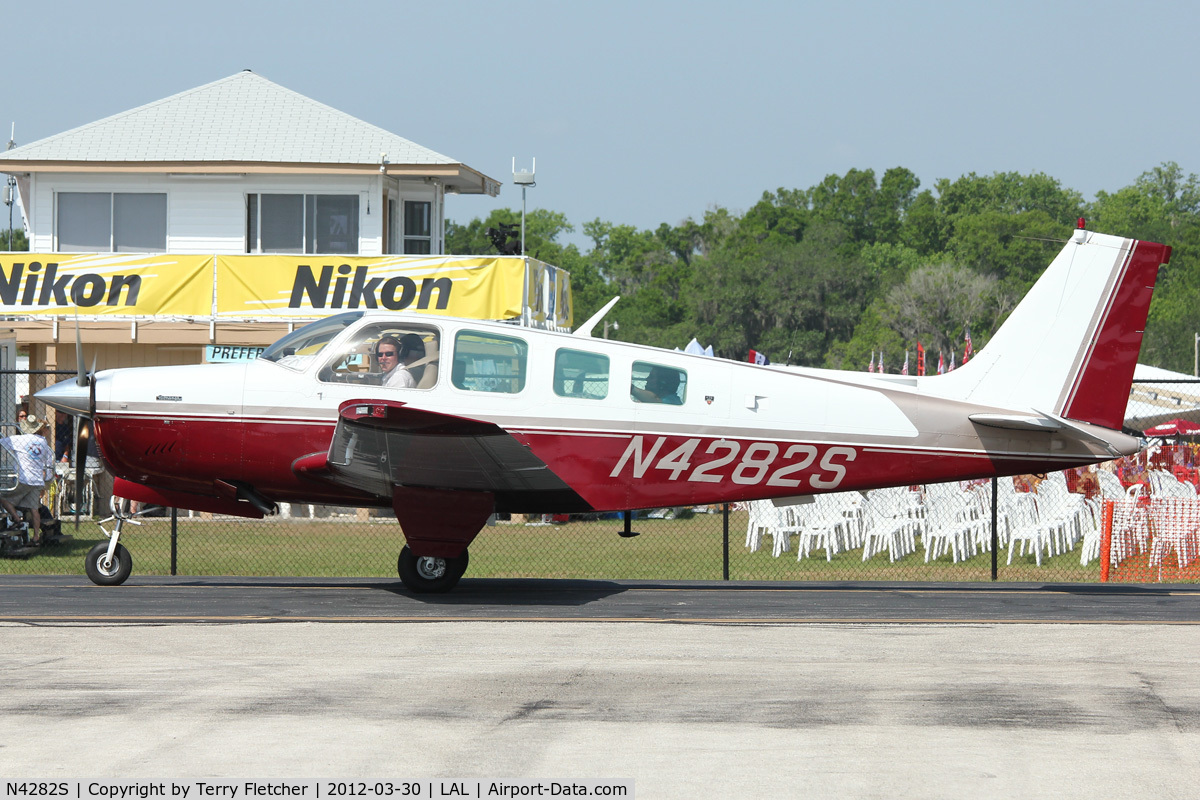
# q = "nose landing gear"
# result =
<box><xmin>85</xmin><ymin>497</ymin><xmax>143</xmax><ymax>586</ymax></box>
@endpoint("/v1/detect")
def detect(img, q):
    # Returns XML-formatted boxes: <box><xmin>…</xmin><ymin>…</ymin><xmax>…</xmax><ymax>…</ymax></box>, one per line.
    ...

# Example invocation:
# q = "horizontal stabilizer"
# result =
<box><xmin>969</xmin><ymin>413</ymin><xmax>1063</xmax><ymax>432</ymax></box>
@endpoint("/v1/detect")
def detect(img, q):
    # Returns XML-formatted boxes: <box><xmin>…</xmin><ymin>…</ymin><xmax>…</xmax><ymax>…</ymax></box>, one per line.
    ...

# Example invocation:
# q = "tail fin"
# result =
<box><xmin>928</xmin><ymin>229</ymin><xmax>1171</xmax><ymax>430</ymax></box>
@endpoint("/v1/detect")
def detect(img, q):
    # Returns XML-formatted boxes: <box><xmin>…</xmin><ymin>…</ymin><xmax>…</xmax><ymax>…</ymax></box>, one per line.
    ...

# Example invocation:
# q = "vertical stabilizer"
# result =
<box><xmin>926</xmin><ymin>230</ymin><xmax>1171</xmax><ymax>430</ymax></box>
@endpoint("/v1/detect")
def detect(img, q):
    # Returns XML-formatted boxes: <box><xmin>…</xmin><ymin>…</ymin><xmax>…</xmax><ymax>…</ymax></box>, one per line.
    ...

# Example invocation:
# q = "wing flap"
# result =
<box><xmin>302</xmin><ymin>399</ymin><xmax>576</xmax><ymax>499</ymax></box>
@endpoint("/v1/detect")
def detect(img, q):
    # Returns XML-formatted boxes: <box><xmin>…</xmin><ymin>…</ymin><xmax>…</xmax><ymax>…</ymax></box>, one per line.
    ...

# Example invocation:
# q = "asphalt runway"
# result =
<box><xmin>2</xmin><ymin>575</ymin><xmax>1200</xmax><ymax>624</ymax></box>
<box><xmin>3</xmin><ymin>578</ymin><xmax>1200</xmax><ymax>799</ymax></box>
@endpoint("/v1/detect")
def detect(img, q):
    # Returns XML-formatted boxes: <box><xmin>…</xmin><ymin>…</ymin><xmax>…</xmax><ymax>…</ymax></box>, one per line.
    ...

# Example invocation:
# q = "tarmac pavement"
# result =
<box><xmin>2</xmin><ymin>580</ymin><xmax>1200</xmax><ymax>799</ymax></box>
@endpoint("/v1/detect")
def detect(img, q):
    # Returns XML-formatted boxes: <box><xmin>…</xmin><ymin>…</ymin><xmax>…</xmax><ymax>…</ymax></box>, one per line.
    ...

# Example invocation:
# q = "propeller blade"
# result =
<box><xmin>75</xmin><ymin>317</ymin><xmax>88</xmax><ymax>388</ymax></box>
<box><xmin>73</xmin><ymin>418</ymin><xmax>91</xmax><ymax>530</ymax></box>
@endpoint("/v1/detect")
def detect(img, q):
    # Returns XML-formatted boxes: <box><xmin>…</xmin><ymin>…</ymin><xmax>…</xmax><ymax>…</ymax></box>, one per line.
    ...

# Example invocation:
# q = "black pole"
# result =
<box><xmin>170</xmin><ymin>506</ymin><xmax>178</xmax><ymax>576</ymax></box>
<box><xmin>722</xmin><ymin>503</ymin><xmax>730</xmax><ymax>581</ymax></box>
<box><xmin>990</xmin><ymin>478</ymin><xmax>998</xmax><ymax>581</ymax></box>
<box><xmin>619</xmin><ymin>509</ymin><xmax>640</xmax><ymax>538</ymax></box>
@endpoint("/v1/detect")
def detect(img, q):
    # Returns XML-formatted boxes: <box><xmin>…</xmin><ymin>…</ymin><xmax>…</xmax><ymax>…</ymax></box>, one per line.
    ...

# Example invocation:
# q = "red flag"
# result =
<box><xmin>937</xmin><ymin>351</ymin><xmax>945</xmax><ymax>375</ymax></box>
<box><xmin>748</xmin><ymin>349</ymin><xmax>769</xmax><ymax>366</ymax></box>
<box><xmin>917</xmin><ymin>342</ymin><xmax>925</xmax><ymax>377</ymax></box>
<box><xmin>963</xmin><ymin>325</ymin><xmax>973</xmax><ymax>364</ymax></box>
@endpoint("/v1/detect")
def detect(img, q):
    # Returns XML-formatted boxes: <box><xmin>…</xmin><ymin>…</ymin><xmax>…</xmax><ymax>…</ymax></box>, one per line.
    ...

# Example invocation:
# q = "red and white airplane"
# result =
<box><xmin>38</xmin><ymin>227</ymin><xmax>1171</xmax><ymax>591</ymax></box>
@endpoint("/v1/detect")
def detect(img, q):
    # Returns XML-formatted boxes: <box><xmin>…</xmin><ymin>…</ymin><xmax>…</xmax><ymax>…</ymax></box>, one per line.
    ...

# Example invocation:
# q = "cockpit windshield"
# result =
<box><xmin>259</xmin><ymin>312</ymin><xmax>363</xmax><ymax>371</ymax></box>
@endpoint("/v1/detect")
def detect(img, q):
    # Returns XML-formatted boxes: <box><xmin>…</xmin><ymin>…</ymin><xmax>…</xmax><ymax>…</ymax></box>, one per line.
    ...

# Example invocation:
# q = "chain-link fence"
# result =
<box><xmin>4</xmin><ymin>372</ymin><xmax>1200</xmax><ymax>584</ymax></box>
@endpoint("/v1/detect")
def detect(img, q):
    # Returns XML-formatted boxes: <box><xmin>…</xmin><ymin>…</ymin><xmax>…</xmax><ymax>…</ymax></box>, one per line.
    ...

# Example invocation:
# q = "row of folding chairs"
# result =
<box><xmin>744</xmin><ymin>476</ymin><xmax>1102</xmax><ymax>566</ymax></box>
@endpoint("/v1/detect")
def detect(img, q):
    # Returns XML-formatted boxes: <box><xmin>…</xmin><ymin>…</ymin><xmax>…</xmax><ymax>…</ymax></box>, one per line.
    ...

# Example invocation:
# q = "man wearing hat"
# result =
<box><xmin>0</xmin><ymin>414</ymin><xmax>56</xmax><ymax>545</ymax></box>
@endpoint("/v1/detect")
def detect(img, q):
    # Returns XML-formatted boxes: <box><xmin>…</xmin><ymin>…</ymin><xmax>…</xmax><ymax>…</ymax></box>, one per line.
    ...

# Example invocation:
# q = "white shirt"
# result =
<box><xmin>0</xmin><ymin>434</ymin><xmax>55</xmax><ymax>486</ymax></box>
<box><xmin>384</xmin><ymin>365</ymin><xmax>416</xmax><ymax>388</ymax></box>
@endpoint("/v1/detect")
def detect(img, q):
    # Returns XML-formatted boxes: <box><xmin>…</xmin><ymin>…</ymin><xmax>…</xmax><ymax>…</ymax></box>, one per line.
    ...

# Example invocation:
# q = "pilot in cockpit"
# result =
<box><xmin>377</xmin><ymin>334</ymin><xmax>425</xmax><ymax>388</ymax></box>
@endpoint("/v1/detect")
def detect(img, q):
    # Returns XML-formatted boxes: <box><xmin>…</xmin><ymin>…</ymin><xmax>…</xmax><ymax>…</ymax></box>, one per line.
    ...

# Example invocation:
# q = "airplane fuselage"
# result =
<box><xmin>84</xmin><ymin>311</ymin><xmax>1137</xmax><ymax>515</ymax></box>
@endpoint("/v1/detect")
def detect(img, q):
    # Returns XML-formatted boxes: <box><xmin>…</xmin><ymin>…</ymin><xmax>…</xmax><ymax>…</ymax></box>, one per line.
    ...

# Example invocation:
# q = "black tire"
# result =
<box><xmin>85</xmin><ymin>542</ymin><xmax>132</xmax><ymax>586</ymax></box>
<box><xmin>397</xmin><ymin>545</ymin><xmax>468</xmax><ymax>593</ymax></box>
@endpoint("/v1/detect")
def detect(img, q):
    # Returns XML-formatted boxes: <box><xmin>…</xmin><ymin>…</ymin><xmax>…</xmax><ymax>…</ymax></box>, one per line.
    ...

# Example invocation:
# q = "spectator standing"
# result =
<box><xmin>0</xmin><ymin>415</ymin><xmax>56</xmax><ymax>544</ymax></box>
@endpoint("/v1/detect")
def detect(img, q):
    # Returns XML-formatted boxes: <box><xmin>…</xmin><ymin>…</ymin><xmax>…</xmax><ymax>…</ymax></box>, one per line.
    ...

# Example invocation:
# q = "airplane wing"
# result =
<box><xmin>292</xmin><ymin>399</ymin><xmax>587</xmax><ymax>511</ymax></box>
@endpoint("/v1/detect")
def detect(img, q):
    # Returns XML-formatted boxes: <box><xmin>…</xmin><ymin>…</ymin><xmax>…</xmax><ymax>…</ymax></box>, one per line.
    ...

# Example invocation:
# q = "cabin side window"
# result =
<box><xmin>260</xmin><ymin>312</ymin><xmax>364</xmax><ymax>372</ymax></box>
<box><xmin>319</xmin><ymin>324</ymin><xmax>440</xmax><ymax>389</ymax></box>
<box><xmin>452</xmin><ymin>331</ymin><xmax>528</xmax><ymax>394</ymax></box>
<box><xmin>631</xmin><ymin>362</ymin><xmax>686</xmax><ymax>405</ymax></box>
<box><xmin>553</xmin><ymin>349</ymin><xmax>609</xmax><ymax>400</ymax></box>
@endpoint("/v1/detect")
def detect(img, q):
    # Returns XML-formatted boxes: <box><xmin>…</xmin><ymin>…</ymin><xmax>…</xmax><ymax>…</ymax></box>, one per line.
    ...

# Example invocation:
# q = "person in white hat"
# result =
<box><xmin>0</xmin><ymin>414</ymin><xmax>55</xmax><ymax>544</ymax></box>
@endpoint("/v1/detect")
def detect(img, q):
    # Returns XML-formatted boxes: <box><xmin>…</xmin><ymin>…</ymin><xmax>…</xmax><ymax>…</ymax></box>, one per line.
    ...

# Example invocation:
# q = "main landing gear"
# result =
<box><xmin>397</xmin><ymin>546</ymin><xmax>470</xmax><ymax>593</ymax></box>
<box><xmin>85</xmin><ymin>497</ymin><xmax>143</xmax><ymax>586</ymax></box>
<box><xmin>391</xmin><ymin>486</ymin><xmax>492</xmax><ymax>594</ymax></box>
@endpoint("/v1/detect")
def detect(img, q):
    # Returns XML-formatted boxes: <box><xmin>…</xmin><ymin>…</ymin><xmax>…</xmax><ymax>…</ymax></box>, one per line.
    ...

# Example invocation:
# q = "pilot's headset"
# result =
<box><xmin>397</xmin><ymin>333</ymin><xmax>425</xmax><ymax>362</ymax></box>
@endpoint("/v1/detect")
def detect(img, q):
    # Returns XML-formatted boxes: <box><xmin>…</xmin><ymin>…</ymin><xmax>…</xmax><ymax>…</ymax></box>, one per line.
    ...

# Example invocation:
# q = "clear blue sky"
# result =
<box><xmin>5</xmin><ymin>0</ymin><xmax>1197</xmax><ymax>247</ymax></box>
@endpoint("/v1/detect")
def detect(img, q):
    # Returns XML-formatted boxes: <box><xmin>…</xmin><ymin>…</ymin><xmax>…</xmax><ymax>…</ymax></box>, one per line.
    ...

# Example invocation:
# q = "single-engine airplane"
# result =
<box><xmin>37</xmin><ymin>226</ymin><xmax>1171</xmax><ymax>591</ymax></box>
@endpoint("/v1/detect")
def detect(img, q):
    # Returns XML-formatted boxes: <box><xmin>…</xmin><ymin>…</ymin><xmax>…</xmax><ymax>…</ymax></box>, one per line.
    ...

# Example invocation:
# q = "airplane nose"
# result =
<box><xmin>36</xmin><ymin>378</ymin><xmax>93</xmax><ymax>418</ymax></box>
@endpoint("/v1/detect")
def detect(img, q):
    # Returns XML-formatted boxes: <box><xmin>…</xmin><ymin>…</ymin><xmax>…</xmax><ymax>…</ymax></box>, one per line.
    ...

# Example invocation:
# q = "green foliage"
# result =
<box><xmin>935</xmin><ymin>171</ymin><xmax>1085</xmax><ymax>220</ymax></box>
<box><xmin>1090</xmin><ymin>163</ymin><xmax>1200</xmax><ymax>372</ymax></box>
<box><xmin>948</xmin><ymin>210</ymin><xmax>1072</xmax><ymax>295</ymax></box>
<box><xmin>879</xmin><ymin>262</ymin><xmax>999</xmax><ymax>355</ymax></box>
<box><xmin>443</xmin><ymin>162</ymin><xmax>1197</xmax><ymax>373</ymax></box>
<box><xmin>689</xmin><ymin>223</ymin><xmax>866</xmax><ymax>364</ymax></box>
<box><xmin>0</xmin><ymin>228</ymin><xmax>27</xmax><ymax>251</ymax></box>
<box><xmin>445</xmin><ymin>207</ymin><xmax>575</xmax><ymax>261</ymax></box>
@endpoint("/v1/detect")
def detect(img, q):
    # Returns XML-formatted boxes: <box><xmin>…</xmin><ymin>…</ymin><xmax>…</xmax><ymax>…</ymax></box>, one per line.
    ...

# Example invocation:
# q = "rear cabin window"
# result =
<box><xmin>453</xmin><ymin>331</ymin><xmax>528</xmax><ymax>394</ymax></box>
<box><xmin>554</xmin><ymin>349</ymin><xmax>609</xmax><ymax>399</ymax></box>
<box><xmin>631</xmin><ymin>362</ymin><xmax>686</xmax><ymax>405</ymax></box>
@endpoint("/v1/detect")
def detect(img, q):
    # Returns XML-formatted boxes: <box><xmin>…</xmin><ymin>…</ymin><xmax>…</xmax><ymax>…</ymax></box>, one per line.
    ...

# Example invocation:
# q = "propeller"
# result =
<box><xmin>70</xmin><ymin>321</ymin><xmax>96</xmax><ymax>529</ymax></box>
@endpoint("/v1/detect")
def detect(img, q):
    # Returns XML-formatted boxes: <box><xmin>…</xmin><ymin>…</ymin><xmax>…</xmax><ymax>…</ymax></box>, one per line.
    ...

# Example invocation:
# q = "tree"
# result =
<box><xmin>948</xmin><ymin>210</ymin><xmax>1072</xmax><ymax>296</ymax></box>
<box><xmin>879</xmin><ymin>262</ymin><xmax>999</xmax><ymax>356</ymax></box>
<box><xmin>689</xmin><ymin>223</ymin><xmax>867</xmax><ymax>364</ymax></box>
<box><xmin>0</xmin><ymin>228</ymin><xmax>27</xmax><ymax>251</ymax></box>
<box><xmin>445</xmin><ymin>208</ymin><xmax>574</xmax><ymax>260</ymax></box>
<box><xmin>935</xmin><ymin>171</ymin><xmax>1085</xmax><ymax>221</ymax></box>
<box><xmin>1090</xmin><ymin>163</ymin><xmax>1200</xmax><ymax>371</ymax></box>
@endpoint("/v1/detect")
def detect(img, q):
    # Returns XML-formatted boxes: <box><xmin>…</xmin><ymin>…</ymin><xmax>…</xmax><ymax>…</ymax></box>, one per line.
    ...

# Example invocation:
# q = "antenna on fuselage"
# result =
<box><xmin>573</xmin><ymin>296</ymin><xmax>621</xmax><ymax>338</ymax></box>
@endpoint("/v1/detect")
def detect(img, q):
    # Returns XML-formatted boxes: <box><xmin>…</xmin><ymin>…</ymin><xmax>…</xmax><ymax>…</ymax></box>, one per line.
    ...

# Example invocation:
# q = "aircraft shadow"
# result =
<box><xmin>379</xmin><ymin>578</ymin><xmax>628</xmax><ymax>606</ymax></box>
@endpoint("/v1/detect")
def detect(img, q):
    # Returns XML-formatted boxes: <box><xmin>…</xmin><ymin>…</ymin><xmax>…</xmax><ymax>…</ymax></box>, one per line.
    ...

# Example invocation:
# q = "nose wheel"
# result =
<box><xmin>85</xmin><ymin>541</ymin><xmax>132</xmax><ymax>586</ymax></box>
<box><xmin>84</xmin><ymin>496</ymin><xmax>145</xmax><ymax>586</ymax></box>
<box><xmin>397</xmin><ymin>546</ymin><xmax>469</xmax><ymax>593</ymax></box>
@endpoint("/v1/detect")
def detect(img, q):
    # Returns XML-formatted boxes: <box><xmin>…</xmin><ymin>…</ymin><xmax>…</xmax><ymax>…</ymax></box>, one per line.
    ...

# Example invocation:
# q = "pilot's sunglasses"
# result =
<box><xmin>378</xmin><ymin>350</ymin><xmax>399</xmax><ymax>359</ymax></box>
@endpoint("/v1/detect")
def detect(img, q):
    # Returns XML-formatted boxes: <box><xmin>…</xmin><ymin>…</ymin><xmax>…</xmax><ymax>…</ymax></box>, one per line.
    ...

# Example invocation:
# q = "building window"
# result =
<box><xmin>58</xmin><ymin>192</ymin><xmax>167</xmax><ymax>252</ymax></box>
<box><xmin>247</xmin><ymin>193</ymin><xmax>359</xmax><ymax>254</ymax></box>
<box><xmin>403</xmin><ymin>200</ymin><xmax>432</xmax><ymax>254</ymax></box>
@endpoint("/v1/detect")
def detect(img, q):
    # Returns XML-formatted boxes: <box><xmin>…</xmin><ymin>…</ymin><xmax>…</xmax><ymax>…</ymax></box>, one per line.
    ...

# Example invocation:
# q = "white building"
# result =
<box><xmin>0</xmin><ymin>71</ymin><xmax>507</xmax><ymax>390</ymax></box>
<box><xmin>1</xmin><ymin>70</ymin><xmax>499</xmax><ymax>257</ymax></box>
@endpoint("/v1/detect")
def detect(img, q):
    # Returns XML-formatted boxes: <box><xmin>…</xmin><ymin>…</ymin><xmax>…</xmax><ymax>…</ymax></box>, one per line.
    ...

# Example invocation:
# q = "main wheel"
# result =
<box><xmin>397</xmin><ymin>545</ymin><xmax>468</xmax><ymax>593</ymax></box>
<box><xmin>85</xmin><ymin>542</ymin><xmax>132</xmax><ymax>586</ymax></box>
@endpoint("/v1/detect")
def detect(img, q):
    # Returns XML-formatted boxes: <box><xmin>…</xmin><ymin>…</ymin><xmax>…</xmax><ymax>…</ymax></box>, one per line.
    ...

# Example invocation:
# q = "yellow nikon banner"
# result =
<box><xmin>2</xmin><ymin>253</ymin><xmax>572</xmax><ymax>326</ymax></box>
<box><xmin>0</xmin><ymin>254</ymin><xmax>214</xmax><ymax>316</ymax></box>
<box><xmin>217</xmin><ymin>255</ymin><xmax>571</xmax><ymax>326</ymax></box>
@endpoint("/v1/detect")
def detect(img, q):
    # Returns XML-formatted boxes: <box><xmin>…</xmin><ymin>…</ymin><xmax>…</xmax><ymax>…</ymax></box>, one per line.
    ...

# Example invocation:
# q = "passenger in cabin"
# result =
<box><xmin>632</xmin><ymin>366</ymin><xmax>683</xmax><ymax>405</ymax></box>
<box><xmin>377</xmin><ymin>334</ymin><xmax>426</xmax><ymax>388</ymax></box>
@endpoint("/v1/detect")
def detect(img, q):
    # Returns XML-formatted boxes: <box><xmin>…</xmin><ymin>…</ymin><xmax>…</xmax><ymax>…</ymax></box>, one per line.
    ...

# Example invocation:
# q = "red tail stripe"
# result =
<box><xmin>1061</xmin><ymin>239</ymin><xmax>1171</xmax><ymax>429</ymax></box>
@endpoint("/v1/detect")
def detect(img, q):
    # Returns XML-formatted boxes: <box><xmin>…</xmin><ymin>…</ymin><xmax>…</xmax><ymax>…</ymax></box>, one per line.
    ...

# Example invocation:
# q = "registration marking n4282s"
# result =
<box><xmin>610</xmin><ymin>435</ymin><xmax>856</xmax><ymax>489</ymax></box>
